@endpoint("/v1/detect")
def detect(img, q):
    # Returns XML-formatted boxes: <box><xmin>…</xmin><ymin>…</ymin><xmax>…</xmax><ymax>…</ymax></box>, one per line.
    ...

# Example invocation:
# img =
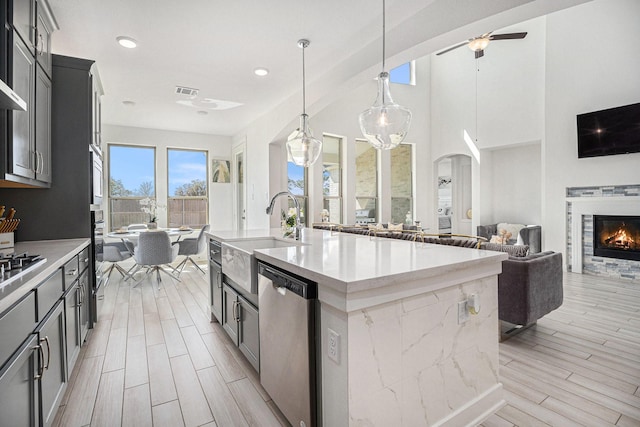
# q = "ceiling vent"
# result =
<box><xmin>175</xmin><ymin>86</ymin><xmax>199</xmax><ymax>97</ymax></box>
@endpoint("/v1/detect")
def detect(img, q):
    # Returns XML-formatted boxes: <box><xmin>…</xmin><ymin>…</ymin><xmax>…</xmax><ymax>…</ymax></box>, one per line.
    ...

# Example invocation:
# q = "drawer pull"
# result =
<box><xmin>67</xmin><ymin>268</ymin><xmax>78</xmax><ymax>276</ymax></box>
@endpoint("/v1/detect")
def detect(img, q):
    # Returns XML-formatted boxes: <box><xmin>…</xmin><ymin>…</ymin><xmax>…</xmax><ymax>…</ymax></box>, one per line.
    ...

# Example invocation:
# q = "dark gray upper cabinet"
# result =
<box><xmin>9</xmin><ymin>33</ymin><xmax>35</xmax><ymax>180</ymax></box>
<box><xmin>1</xmin><ymin>0</ymin><xmax>56</xmax><ymax>188</ymax></box>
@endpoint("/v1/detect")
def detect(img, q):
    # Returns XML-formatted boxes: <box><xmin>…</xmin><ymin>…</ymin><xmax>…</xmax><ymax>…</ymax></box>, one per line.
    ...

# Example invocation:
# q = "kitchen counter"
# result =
<box><xmin>207</xmin><ymin>228</ymin><xmax>507</xmax><ymax>426</ymax></box>
<box><xmin>0</xmin><ymin>239</ymin><xmax>90</xmax><ymax>314</ymax></box>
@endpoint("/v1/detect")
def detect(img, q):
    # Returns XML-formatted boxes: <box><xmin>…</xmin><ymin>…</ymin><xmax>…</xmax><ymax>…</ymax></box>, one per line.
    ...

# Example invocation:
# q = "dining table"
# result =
<box><xmin>106</xmin><ymin>227</ymin><xmax>194</xmax><ymax>242</ymax></box>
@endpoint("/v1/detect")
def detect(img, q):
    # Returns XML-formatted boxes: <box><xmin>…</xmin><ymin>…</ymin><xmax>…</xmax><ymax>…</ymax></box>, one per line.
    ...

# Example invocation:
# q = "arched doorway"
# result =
<box><xmin>435</xmin><ymin>154</ymin><xmax>472</xmax><ymax>235</ymax></box>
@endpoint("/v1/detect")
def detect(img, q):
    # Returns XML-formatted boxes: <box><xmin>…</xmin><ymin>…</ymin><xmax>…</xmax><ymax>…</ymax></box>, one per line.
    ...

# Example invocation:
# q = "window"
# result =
<box><xmin>389</xmin><ymin>61</ymin><xmax>414</xmax><ymax>85</ymax></box>
<box><xmin>354</xmin><ymin>139</ymin><xmax>378</xmax><ymax>224</ymax></box>
<box><xmin>167</xmin><ymin>148</ymin><xmax>208</xmax><ymax>228</ymax></box>
<box><xmin>108</xmin><ymin>145</ymin><xmax>156</xmax><ymax>230</ymax></box>
<box><xmin>390</xmin><ymin>143</ymin><xmax>413</xmax><ymax>224</ymax></box>
<box><xmin>287</xmin><ymin>160</ymin><xmax>307</xmax><ymax>226</ymax></box>
<box><xmin>322</xmin><ymin>135</ymin><xmax>342</xmax><ymax>223</ymax></box>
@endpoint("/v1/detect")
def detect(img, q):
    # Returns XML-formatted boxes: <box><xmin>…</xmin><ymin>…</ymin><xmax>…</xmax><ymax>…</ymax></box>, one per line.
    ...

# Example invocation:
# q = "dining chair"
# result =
<box><xmin>131</xmin><ymin>230</ymin><xmax>180</xmax><ymax>288</ymax></box>
<box><xmin>97</xmin><ymin>241</ymin><xmax>134</xmax><ymax>286</ymax></box>
<box><xmin>173</xmin><ymin>225</ymin><xmax>210</xmax><ymax>276</ymax></box>
<box><xmin>128</xmin><ymin>223</ymin><xmax>149</xmax><ymax>231</ymax></box>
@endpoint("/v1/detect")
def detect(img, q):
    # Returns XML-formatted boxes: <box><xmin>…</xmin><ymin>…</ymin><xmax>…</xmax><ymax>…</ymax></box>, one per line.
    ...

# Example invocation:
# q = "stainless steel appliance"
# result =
<box><xmin>90</xmin><ymin>209</ymin><xmax>104</xmax><ymax>324</ymax></box>
<box><xmin>258</xmin><ymin>262</ymin><xmax>317</xmax><ymax>427</ymax></box>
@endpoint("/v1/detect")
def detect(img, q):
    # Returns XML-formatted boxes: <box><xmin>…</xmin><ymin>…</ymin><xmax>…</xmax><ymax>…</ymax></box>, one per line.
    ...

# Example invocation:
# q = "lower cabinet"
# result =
<box><xmin>63</xmin><ymin>281</ymin><xmax>80</xmax><ymax>373</ymax></box>
<box><xmin>221</xmin><ymin>282</ymin><xmax>260</xmax><ymax>372</ymax></box>
<box><xmin>0</xmin><ymin>334</ymin><xmax>40</xmax><ymax>427</ymax></box>
<box><xmin>78</xmin><ymin>269</ymin><xmax>90</xmax><ymax>343</ymax></box>
<box><xmin>209</xmin><ymin>260</ymin><xmax>222</xmax><ymax>322</ymax></box>
<box><xmin>36</xmin><ymin>301</ymin><xmax>66</xmax><ymax>427</ymax></box>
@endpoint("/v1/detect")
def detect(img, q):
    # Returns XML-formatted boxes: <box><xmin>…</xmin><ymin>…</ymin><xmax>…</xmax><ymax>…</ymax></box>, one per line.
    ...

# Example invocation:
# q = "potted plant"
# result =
<box><xmin>139</xmin><ymin>197</ymin><xmax>165</xmax><ymax>229</ymax></box>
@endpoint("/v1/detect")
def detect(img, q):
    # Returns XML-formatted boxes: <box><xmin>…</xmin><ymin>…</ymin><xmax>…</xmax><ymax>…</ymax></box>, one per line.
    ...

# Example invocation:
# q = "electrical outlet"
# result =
<box><xmin>458</xmin><ymin>300</ymin><xmax>469</xmax><ymax>324</ymax></box>
<box><xmin>328</xmin><ymin>328</ymin><xmax>340</xmax><ymax>364</ymax></box>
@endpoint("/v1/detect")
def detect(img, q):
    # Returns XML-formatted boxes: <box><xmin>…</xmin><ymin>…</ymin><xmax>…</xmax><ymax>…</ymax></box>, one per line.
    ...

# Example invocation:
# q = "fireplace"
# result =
<box><xmin>594</xmin><ymin>215</ymin><xmax>640</xmax><ymax>261</ymax></box>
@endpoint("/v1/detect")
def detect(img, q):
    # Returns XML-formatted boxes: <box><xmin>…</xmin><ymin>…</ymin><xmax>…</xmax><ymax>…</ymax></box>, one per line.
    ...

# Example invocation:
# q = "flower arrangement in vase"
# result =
<box><xmin>139</xmin><ymin>197</ymin><xmax>165</xmax><ymax>228</ymax></box>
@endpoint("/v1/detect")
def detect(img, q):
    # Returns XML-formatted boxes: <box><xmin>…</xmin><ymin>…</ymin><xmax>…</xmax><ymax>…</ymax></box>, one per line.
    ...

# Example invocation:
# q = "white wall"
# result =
<box><xmin>103</xmin><ymin>124</ymin><xmax>234</xmax><ymax>231</ymax></box>
<box><xmin>485</xmin><ymin>143</ymin><xmax>542</xmax><ymax>225</ymax></box>
<box><xmin>544</xmin><ymin>0</ymin><xmax>640</xmax><ymax>254</ymax></box>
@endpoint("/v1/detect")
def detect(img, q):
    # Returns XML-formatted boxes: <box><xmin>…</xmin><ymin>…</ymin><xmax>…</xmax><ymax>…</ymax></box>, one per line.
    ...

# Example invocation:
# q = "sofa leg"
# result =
<box><xmin>499</xmin><ymin>320</ymin><xmax>537</xmax><ymax>342</ymax></box>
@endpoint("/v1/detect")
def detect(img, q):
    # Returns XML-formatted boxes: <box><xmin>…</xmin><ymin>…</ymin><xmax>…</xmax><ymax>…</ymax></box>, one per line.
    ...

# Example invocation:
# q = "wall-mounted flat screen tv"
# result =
<box><xmin>577</xmin><ymin>102</ymin><xmax>640</xmax><ymax>158</ymax></box>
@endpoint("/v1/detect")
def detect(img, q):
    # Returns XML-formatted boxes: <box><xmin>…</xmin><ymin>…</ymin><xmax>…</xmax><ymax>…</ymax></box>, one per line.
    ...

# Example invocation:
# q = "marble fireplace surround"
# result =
<box><xmin>569</xmin><ymin>197</ymin><xmax>639</xmax><ymax>273</ymax></box>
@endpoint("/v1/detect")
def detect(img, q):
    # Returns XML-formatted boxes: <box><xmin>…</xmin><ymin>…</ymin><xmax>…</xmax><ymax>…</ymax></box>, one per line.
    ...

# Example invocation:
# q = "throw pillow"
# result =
<box><xmin>497</xmin><ymin>223</ymin><xmax>525</xmax><ymax>242</ymax></box>
<box><xmin>490</xmin><ymin>235</ymin><xmax>507</xmax><ymax>244</ymax></box>
<box><xmin>368</xmin><ymin>223</ymin><xmax>383</xmax><ymax>230</ymax></box>
<box><xmin>388</xmin><ymin>223</ymin><xmax>403</xmax><ymax>232</ymax></box>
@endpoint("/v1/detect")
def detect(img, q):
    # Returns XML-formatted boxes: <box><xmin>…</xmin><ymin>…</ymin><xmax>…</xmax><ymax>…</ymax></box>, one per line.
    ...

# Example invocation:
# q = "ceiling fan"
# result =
<box><xmin>437</xmin><ymin>31</ymin><xmax>527</xmax><ymax>58</ymax></box>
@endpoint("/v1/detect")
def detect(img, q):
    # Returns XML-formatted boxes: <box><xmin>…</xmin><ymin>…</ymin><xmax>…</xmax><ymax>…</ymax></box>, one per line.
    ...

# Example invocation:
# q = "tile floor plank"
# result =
<box><xmin>180</xmin><ymin>324</ymin><xmax>215</xmax><ymax>370</ymax></box>
<box><xmin>102</xmin><ymin>327</ymin><xmax>127</xmax><ymax>373</ymax></box>
<box><xmin>122</xmin><ymin>383</ymin><xmax>153</xmax><ymax>427</ymax></box>
<box><xmin>228</xmin><ymin>378</ymin><xmax>283</xmax><ymax>427</ymax></box>
<box><xmin>170</xmin><ymin>354</ymin><xmax>214</xmax><ymax>427</ymax></box>
<box><xmin>152</xmin><ymin>400</ymin><xmax>185</xmax><ymax>427</ymax></box>
<box><xmin>197</xmin><ymin>366</ymin><xmax>249</xmax><ymax>427</ymax></box>
<box><xmin>147</xmin><ymin>343</ymin><xmax>178</xmax><ymax>406</ymax></box>
<box><xmin>91</xmin><ymin>369</ymin><xmax>125</xmax><ymax>427</ymax></box>
<box><xmin>57</xmin><ymin>355</ymin><xmax>104</xmax><ymax>426</ymax></box>
<box><xmin>160</xmin><ymin>318</ymin><xmax>188</xmax><ymax>357</ymax></box>
<box><xmin>125</xmin><ymin>334</ymin><xmax>149</xmax><ymax>388</ymax></box>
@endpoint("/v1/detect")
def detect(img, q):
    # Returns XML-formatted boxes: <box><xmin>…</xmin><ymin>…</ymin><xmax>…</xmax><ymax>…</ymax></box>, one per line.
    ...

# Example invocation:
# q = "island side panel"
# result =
<box><xmin>319</xmin><ymin>302</ymin><xmax>349</xmax><ymax>427</ymax></box>
<box><xmin>345</xmin><ymin>275</ymin><xmax>503</xmax><ymax>426</ymax></box>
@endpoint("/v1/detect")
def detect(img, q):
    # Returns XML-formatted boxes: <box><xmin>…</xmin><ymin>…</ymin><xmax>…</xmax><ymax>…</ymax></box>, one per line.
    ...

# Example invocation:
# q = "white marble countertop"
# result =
<box><xmin>208</xmin><ymin>228</ymin><xmax>507</xmax><ymax>310</ymax></box>
<box><xmin>0</xmin><ymin>238</ymin><xmax>90</xmax><ymax>313</ymax></box>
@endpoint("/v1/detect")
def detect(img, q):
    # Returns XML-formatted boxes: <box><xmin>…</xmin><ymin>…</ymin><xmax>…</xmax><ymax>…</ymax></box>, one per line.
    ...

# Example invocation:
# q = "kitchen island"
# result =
<box><xmin>208</xmin><ymin>228</ymin><xmax>508</xmax><ymax>426</ymax></box>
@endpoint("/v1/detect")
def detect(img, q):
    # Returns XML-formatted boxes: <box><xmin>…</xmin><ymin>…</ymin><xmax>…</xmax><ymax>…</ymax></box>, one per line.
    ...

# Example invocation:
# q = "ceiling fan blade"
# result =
<box><xmin>475</xmin><ymin>50</ymin><xmax>484</xmax><ymax>59</ymax></box>
<box><xmin>489</xmin><ymin>32</ymin><xmax>527</xmax><ymax>41</ymax></box>
<box><xmin>436</xmin><ymin>41</ymin><xmax>468</xmax><ymax>56</ymax></box>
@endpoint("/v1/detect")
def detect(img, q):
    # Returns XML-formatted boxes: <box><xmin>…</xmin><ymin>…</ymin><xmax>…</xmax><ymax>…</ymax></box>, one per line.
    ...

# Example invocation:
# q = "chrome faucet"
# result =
<box><xmin>266</xmin><ymin>191</ymin><xmax>302</xmax><ymax>240</ymax></box>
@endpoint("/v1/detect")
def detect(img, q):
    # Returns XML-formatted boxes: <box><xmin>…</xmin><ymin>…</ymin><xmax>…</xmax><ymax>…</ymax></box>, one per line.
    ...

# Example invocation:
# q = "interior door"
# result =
<box><xmin>232</xmin><ymin>144</ymin><xmax>246</xmax><ymax>230</ymax></box>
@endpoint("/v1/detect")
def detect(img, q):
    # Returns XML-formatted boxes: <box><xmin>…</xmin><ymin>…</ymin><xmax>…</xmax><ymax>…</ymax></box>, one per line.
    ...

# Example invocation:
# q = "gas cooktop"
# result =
<box><xmin>0</xmin><ymin>252</ymin><xmax>47</xmax><ymax>288</ymax></box>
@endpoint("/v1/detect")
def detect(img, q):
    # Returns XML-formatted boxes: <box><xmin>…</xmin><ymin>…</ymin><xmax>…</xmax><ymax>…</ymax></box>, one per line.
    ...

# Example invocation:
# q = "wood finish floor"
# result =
<box><xmin>53</xmin><ymin>262</ymin><xmax>640</xmax><ymax>426</ymax></box>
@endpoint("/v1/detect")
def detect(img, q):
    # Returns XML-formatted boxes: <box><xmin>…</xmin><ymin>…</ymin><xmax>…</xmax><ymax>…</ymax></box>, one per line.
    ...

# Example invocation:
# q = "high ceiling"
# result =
<box><xmin>47</xmin><ymin>0</ymin><xmax>588</xmax><ymax>137</ymax></box>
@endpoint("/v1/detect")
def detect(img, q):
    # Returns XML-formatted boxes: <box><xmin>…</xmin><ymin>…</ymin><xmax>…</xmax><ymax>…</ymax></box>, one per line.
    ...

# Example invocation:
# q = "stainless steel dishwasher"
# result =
<box><xmin>258</xmin><ymin>262</ymin><xmax>317</xmax><ymax>427</ymax></box>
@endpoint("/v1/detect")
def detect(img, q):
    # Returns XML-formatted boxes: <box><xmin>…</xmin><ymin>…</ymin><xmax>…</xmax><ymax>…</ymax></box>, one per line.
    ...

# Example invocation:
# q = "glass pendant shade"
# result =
<box><xmin>286</xmin><ymin>113</ymin><xmax>322</xmax><ymax>167</ymax></box>
<box><xmin>359</xmin><ymin>71</ymin><xmax>412</xmax><ymax>150</ymax></box>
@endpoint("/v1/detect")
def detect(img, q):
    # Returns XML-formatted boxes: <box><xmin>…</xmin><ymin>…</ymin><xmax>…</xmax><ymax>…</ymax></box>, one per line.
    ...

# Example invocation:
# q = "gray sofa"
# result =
<box><xmin>477</xmin><ymin>223</ymin><xmax>542</xmax><ymax>253</ymax></box>
<box><xmin>496</xmin><ymin>251</ymin><xmax>563</xmax><ymax>326</ymax></box>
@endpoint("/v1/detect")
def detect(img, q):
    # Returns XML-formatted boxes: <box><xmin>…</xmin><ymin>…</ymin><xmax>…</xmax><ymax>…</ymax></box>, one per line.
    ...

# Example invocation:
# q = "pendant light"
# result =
<box><xmin>359</xmin><ymin>0</ymin><xmax>411</xmax><ymax>150</ymax></box>
<box><xmin>286</xmin><ymin>39</ymin><xmax>322</xmax><ymax>167</ymax></box>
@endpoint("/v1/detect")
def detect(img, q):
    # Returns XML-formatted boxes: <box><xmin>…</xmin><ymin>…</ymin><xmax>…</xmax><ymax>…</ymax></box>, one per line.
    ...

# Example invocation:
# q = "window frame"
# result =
<box><xmin>166</xmin><ymin>147</ymin><xmax>209</xmax><ymax>229</ymax></box>
<box><xmin>354</xmin><ymin>138</ymin><xmax>379</xmax><ymax>224</ymax></box>
<box><xmin>107</xmin><ymin>144</ymin><xmax>157</xmax><ymax>231</ymax></box>
<box><xmin>322</xmin><ymin>134</ymin><xmax>343</xmax><ymax>224</ymax></box>
<box><xmin>389</xmin><ymin>142</ymin><xmax>415</xmax><ymax>224</ymax></box>
<box><xmin>287</xmin><ymin>159</ymin><xmax>308</xmax><ymax>226</ymax></box>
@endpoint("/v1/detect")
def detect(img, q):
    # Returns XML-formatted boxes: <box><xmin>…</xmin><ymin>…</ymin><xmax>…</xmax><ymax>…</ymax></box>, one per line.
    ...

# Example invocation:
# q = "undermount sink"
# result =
<box><xmin>228</xmin><ymin>237</ymin><xmax>304</xmax><ymax>252</ymax></box>
<box><xmin>221</xmin><ymin>238</ymin><xmax>305</xmax><ymax>294</ymax></box>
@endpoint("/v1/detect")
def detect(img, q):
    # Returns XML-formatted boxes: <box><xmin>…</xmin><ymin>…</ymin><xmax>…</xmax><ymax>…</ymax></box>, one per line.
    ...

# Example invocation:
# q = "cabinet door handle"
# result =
<box><xmin>41</xmin><ymin>336</ymin><xmax>51</xmax><ymax>371</ymax></box>
<box><xmin>38</xmin><ymin>152</ymin><xmax>45</xmax><ymax>174</ymax></box>
<box><xmin>67</xmin><ymin>268</ymin><xmax>78</xmax><ymax>276</ymax></box>
<box><xmin>233</xmin><ymin>301</ymin><xmax>240</xmax><ymax>322</ymax></box>
<box><xmin>216</xmin><ymin>271</ymin><xmax>222</xmax><ymax>289</ymax></box>
<box><xmin>33</xmin><ymin>151</ymin><xmax>39</xmax><ymax>173</ymax></box>
<box><xmin>33</xmin><ymin>343</ymin><xmax>45</xmax><ymax>379</ymax></box>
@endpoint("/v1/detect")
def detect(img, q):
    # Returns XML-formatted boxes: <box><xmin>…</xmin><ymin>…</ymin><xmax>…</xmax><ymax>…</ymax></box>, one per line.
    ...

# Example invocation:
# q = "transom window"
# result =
<box><xmin>389</xmin><ymin>61</ymin><xmax>415</xmax><ymax>85</ymax></box>
<box><xmin>167</xmin><ymin>148</ymin><xmax>208</xmax><ymax>228</ymax></box>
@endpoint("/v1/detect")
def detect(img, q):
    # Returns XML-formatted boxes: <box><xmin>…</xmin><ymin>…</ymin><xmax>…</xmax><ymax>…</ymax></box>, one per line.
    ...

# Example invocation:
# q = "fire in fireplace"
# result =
<box><xmin>594</xmin><ymin>215</ymin><xmax>640</xmax><ymax>261</ymax></box>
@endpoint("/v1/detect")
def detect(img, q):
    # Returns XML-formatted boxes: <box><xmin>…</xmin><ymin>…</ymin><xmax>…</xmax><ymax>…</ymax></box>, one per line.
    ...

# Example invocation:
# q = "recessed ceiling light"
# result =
<box><xmin>254</xmin><ymin>67</ymin><xmax>269</xmax><ymax>77</ymax></box>
<box><xmin>197</xmin><ymin>110</ymin><xmax>208</xmax><ymax>115</ymax></box>
<box><xmin>116</xmin><ymin>36</ymin><xmax>137</xmax><ymax>49</ymax></box>
<box><xmin>122</xmin><ymin>100</ymin><xmax>136</xmax><ymax>106</ymax></box>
